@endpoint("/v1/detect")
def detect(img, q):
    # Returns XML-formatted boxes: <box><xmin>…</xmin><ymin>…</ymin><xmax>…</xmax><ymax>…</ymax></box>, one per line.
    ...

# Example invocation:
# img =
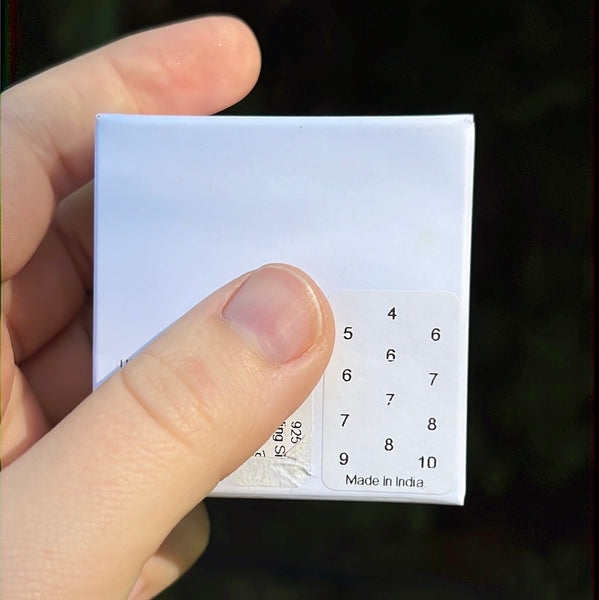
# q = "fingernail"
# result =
<box><xmin>223</xmin><ymin>265</ymin><xmax>323</xmax><ymax>364</ymax></box>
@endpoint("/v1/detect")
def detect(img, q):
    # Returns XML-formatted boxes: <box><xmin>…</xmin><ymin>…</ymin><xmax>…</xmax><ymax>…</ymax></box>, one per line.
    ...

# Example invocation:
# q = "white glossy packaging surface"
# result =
<box><xmin>94</xmin><ymin>115</ymin><xmax>474</xmax><ymax>504</ymax></box>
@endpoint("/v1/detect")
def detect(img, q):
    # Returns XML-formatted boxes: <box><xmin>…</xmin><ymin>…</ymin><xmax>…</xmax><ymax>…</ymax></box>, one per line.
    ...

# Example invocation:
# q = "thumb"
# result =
<box><xmin>0</xmin><ymin>264</ymin><xmax>334</xmax><ymax>600</ymax></box>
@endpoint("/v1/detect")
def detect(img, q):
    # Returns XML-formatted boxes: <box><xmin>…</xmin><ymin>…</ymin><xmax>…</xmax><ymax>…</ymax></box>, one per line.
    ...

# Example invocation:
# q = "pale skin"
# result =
<box><xmin>1</xmin><ymin>16</ymin><xmax>335</xmax><ymax>600</ymax></box>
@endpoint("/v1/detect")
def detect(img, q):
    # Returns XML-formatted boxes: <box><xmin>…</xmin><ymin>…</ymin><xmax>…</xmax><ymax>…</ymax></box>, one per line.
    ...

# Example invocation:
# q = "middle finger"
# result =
<box><xmin>5</xmin><ymin>182</ymin><xmax>93</xmax><ymax>364</ymax></box>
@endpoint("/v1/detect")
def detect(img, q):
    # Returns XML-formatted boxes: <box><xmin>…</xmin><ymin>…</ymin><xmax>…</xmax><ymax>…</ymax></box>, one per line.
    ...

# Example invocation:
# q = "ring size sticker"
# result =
<box><xmin>322</xmin><ymin>291</ymin><xmax>459</xmax><ymax>495</ymax></box>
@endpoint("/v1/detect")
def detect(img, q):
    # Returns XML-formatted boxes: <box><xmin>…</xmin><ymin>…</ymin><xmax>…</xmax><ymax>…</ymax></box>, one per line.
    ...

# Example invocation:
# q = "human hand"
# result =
<box><xmin>1</xmin><ymin>16</ymin><xmax>334</xmax><ymax>600</ymax></box>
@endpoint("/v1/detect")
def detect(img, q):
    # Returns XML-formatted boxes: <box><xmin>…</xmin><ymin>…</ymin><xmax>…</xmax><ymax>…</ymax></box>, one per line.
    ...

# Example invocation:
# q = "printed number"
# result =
<box><xmin>431</xmin><ymin>328</ymin><xmax>441</xmax><ymax>341</ymax></box>
<box><xmin>427</xmin><ymin>417</ymin><xmax>437</xmax><ymax>431</ymax></box>
<box><xmin>343</xmin><ymin>326</ymin><xmax>353</xmax><ymax>340</ymax></box>
<box><xmin>342</xmin><ymin>368</ymin><xmax>352</xmax><ymax>382</ymax></box>
<box><xmin>339</xmin><ymin>452</ymin><xmax>349</xmax><ymax>465</ymax></box>
<box><xmin>386</xmin><ymin>348</ymin><xmax>396</xmax><ymax>362</ymax></box>
<box><xmin>418</xmin><ymin>456</ymin><xmax>437</xmax><ymax>469</ymax></box>
<box><xmin>290</xmin><ymin>421</ymin><xmax>302</xmax><ymax>443</ymax></box>
<box><xmin>387</xmin><ymin>307</ymin><xmax>397</xmax><ymax>320</ymax></box>
<box><xmin>429</xmin><ymin>372</ymin><xmax>438</xmax><ymax>385</ymax></box>
<box><xmin>340</xmin><ymin>413</ymin><xmax>350</xmax><ymax>427</ymax></box>
<box><xmin>386</xmin><ymin>393</ymin><xmax>395</xmax><ymax>406</ymax></box>
<box><xmin>384</xmin><ymin>438</ymin><xmax>394</xmax><ymax>451</ymax></box>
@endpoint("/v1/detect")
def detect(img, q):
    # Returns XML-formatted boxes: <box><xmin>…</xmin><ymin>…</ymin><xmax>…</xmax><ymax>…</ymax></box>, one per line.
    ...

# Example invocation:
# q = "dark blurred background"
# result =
<box><xmin>3</xmin><ymin>1</ymin><xmax>593</xmax><ymax>598</ymax></box>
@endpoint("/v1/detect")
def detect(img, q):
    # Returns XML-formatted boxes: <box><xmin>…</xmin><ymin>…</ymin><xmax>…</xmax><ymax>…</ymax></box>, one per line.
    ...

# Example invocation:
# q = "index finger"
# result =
<box><xmin>0</xmin><ymin>16</ymin><xmax>261</xmax><ymax>280</ymax></box>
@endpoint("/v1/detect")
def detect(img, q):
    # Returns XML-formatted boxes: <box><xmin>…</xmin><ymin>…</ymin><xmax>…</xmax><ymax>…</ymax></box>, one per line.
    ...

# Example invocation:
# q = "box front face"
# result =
<box><xmin>94</xmin><ymin>115</ymin><xmax>474</xmax><ymax>504</ymax></box>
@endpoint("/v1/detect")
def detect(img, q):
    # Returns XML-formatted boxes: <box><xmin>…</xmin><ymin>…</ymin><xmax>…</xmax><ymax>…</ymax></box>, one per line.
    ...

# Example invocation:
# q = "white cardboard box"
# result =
<box><xmin>94</xmin><ymin>115</ymin><xmax>474</xmax><ymax>504</ymax></box>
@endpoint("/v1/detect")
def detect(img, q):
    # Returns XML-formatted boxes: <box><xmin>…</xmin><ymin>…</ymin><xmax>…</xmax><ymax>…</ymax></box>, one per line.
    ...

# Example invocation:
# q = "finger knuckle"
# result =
<box><xmin>118</xmin><ymin>350</ymin><xmax>221</xmax><ymax>454</ymax></box>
